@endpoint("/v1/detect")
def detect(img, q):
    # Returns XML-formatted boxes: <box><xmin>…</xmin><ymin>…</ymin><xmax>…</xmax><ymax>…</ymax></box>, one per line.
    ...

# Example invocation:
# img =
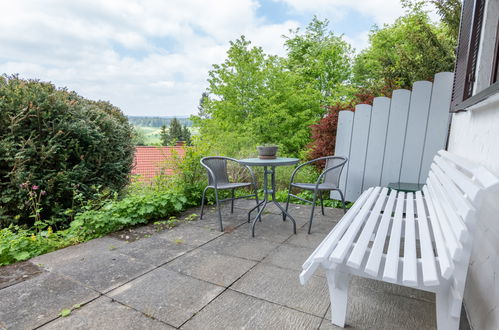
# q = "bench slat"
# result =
<box><xmin>302</xmin><ymin>188</ymin><xmax>374</xmax><ymax>270</ymax></box>
<box><xmin>439</xmin><ymin>150</ymin><xmax>499</xmax><ymax>192</ymax></box>
<box><xmin>330</xmin><ymin>187</ymin><xmax>383</xmax><ymax>264</ymax></box>
<box><xmin>432</xmin><ymin>162</ymin><xmax>474</xmax><ymax>227</ymax></box>
<box><xmin>347</xmin><ymin>187</ymin><xmax>389</xmax><ymax>269</ymax></box>
<box><xmin>415</xmin><ymin>191</ymin><xmax>439</xmax><ymax>286</ymax></box>
<box><xmin>434</xmin><ymin>155</ymin><xmax>480</xmax><ymax>202</ymax></box>
<box><xmin>364</xmin><ymin>189</ymin><xmax>397</xmax><ymax>276</ymax></box>
<box><xmin>382</xmin><ymin>191</ymin><xmax>405</xmax><ymax>283</ymax></box>
<box><xmin>423</xmin><ymin>186</ymin><xmax>454</xmax><ymax>279</ymax></box>
<box><xmin>427</xmin><ymin>174</ymin><xmax>464</xmax><ymax>259</ymax></box>
<box><xmin>402</xmin><ymin>192</ymin><xmax>417</xmax><ymax>286</ymax></box>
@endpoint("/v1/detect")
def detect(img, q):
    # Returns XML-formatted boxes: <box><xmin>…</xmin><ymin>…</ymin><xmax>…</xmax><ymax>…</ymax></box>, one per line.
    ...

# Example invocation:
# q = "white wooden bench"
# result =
<box><xmin>300</xmin><ymin>150</ymin><xmax>499</xmax><ymax>329</ymax></box>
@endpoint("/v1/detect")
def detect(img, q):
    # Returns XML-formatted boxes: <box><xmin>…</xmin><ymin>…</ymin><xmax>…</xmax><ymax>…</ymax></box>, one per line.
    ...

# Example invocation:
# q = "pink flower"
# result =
<box><xmin>32</xmin><ymin>185</ymin><xmax>39</xmax><ymax>190</ymax></box>
<box><xmin>41</xmin><ymin>190</ymin><xmax>47</xmax><ymax>196</ymax></box>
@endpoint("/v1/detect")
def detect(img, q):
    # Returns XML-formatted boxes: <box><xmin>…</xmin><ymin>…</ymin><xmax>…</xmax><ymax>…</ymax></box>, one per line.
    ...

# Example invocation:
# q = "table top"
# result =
<box><xmin>238</xmin><ymin>157</ymin><xmax>299</xmax><ymax>167</ymax></box>
<box><xmin>387</xmin><ymin>182</ymin><xmax>424</xmax><ymax>192</ymax></box>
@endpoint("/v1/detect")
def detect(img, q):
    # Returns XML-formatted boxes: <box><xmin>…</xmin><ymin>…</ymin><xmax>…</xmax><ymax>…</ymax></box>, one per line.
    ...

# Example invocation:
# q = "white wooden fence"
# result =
<box><xmin>334</xmin><ymin>72</ymin><xmax>454</xmax><ymax>202</ymax></box>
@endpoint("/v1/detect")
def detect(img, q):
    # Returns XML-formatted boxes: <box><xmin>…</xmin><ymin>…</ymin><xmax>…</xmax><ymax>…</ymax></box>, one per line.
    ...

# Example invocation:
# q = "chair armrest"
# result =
<box><xmin>289</xmin><ymin>156</ymin><xmax>347</xmax><ymax>184</ymax></box>
<box><xmin>226</xmin><ymin>158</ymin><xmax>258</xmax><ymax>189</ymax></box>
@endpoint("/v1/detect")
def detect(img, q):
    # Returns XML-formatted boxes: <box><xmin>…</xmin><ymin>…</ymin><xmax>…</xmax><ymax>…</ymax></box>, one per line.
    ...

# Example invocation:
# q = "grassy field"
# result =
<box><xmin>136</xmin><ymin>126</ymin><xmax>162</xmax><ymax>145</ymax></box>
<box><xmin>134</xmin><ymin>126</ymin><xmax>198</xmax><ymax>146</ymax></box>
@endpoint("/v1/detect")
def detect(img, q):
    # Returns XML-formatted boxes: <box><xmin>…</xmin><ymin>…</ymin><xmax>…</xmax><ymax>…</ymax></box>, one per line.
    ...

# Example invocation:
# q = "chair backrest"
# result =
<box><xmin>201</xmin><ymin>157</ymin><xmax>230</xmax><ymax>186</ymax></box>
<box><xmin>323</xmin><ymin>156</ymin><xmax>348</xmax><ymax>187</ymax></box>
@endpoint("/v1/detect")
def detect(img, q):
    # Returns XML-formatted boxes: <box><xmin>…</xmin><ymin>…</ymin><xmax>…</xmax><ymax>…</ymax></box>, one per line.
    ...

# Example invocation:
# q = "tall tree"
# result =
<box><xmin>197</xmin><ymin>92</ymin><xmax>210</xmax><ymax>119</ymax></box>
<box><xmin>168</xmin><ymin>117</ymin><xmax>183</xmax><ymax>144</ymax></box>
<box><xmin>283</xmin><ymin>17</ymin><xmax>354</xmax><ymax>104</ymax></box>
<box><xmin>193</xmin><ymin>36</ymin><xmax>323</xmax><ymax>156</ymax></box>
<box><xmin>181</xmin><ymin>126</ymin><xmax>192</xmax><ymax>145</ymax></box>
<box><xmin>160</xmin><ymin>125</ymin><xmax>169</xmax><ymax>146</ymax></box>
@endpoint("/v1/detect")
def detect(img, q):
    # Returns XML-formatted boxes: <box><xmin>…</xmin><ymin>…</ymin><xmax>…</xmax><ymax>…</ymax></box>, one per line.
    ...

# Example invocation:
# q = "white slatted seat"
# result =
<box><xmin>300</xmin><ymin>150</ymin><xmax>499</xmax><ymax>329</ymax></box>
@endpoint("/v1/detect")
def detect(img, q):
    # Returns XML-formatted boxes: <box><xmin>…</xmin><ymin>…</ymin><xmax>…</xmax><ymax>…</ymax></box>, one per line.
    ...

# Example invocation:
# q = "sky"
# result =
<box><xmin>0</xmin><ymin>0</ymin><xmax>412</xmax><ymax>117</ymax></box>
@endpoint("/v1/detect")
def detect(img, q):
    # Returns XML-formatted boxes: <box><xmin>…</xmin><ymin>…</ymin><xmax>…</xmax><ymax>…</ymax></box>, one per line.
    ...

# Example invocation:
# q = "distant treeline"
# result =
<box><xmin>127</xmin><ymin>116</ymin><xmax>192</xmax><ymax>127</ymax></box>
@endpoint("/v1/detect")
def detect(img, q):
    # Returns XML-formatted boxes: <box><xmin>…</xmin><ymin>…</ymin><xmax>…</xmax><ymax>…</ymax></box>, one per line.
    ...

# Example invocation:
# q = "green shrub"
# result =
<box><xmin>69</xmin><ymin>190</ymin><xmax>188</xmax><ymax>239</ymax></box>
<box><xmin>0</xmin><ymin>75</ymin><xmax>135</xmax><ymax>227</ymax></box>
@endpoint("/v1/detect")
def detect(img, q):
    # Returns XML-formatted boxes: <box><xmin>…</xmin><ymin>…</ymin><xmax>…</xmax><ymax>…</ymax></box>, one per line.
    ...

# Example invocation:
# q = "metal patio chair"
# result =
<box><xmin>200</xmin><ymin>156</ymin><xmax>260</xmax><ymax>232</ymax></box>
<box><xmin>284</xmin><ymin>156</ymin><xmax>348</xmax><ymax>234</ymax></box>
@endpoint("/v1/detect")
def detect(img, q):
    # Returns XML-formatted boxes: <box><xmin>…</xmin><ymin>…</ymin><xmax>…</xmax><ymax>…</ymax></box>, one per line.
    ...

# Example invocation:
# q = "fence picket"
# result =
<box><xmin>334</xmin><ymin>72</ymin><xmax>453</xmax><ymax>201</ymax></box>
<box><xmin>335</xmin><ymin>111</ymin><xmax>354</xmax><ymax>194</ymax></box>
<box><xmin>363</xmin><ymin>97</ymin><xmax>391</xmax><ymax>190</ymax></box>
<box><xmin>380</xmin><ymin>89</ymin><xmax>411</xmax><ymax>187</ymax></box>
<box><xmin>399</xmin><ymin>80</ymin><xmax>433</xmax><ymax>183</ymax></box>
<box><xmin>345</xmin><ymin>104</ymin><xmax>372</xmax><ymax>201</ymax></box>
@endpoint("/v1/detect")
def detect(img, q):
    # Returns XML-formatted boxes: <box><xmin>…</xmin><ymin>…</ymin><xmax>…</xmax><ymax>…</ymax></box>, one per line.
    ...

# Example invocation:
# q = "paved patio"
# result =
<box><xmin>0</xmin><ymin>200</ymin><xmax>468</xmax><ymax>329</ymax></box>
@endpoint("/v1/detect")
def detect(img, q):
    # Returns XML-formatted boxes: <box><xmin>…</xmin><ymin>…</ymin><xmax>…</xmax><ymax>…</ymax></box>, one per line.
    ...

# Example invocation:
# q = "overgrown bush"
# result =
<box><xmin>307</xmin><ymin>92</ymin><xmax>376</xmax><ymax>170</ymax></box>
<box><xmin>0</xmin><ymin>75</ymin><xmax>135</xmax><ymax>228</ymax></box>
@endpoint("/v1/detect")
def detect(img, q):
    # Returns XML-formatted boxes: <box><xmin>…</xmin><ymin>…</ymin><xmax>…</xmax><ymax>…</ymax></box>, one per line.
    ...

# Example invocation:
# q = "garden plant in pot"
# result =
<box><xmin>257</xmin><ymin>144</ymin><xmax>279</xmax><ymax>159</ymax></box>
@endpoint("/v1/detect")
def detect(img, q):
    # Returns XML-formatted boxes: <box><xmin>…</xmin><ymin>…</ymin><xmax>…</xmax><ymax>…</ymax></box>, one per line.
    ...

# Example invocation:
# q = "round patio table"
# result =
<box><xmin>238</xmin><ymin>157</ymin><xmax>299</xmax><ymax>237</ymax></box>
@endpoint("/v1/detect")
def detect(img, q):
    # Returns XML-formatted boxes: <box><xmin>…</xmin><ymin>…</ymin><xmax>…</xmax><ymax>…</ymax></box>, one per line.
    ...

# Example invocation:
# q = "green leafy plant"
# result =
<box><xmin>0</xmin><ymin>75</ymin><xmax>135</xmax><ymax>228</ymax></box>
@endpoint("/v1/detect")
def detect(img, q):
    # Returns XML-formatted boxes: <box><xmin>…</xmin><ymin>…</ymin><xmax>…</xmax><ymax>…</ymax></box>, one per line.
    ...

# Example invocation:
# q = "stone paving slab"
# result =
<box><xmin>116</xmin><ymin>235</ymin><xmax>193</xmax><ymax>267</ymax></box>
<box><xmin>32</xmin><ymin>237</ymin><xmax>128</xmax><ymax>268</ymax></box>
<box><xmin>181</xmin><ymin>289</ymin><xmax>322</xmax><ymax>330</ymax></box>
<box><xmin>0</xmin><ymin>271</ymin><xmax>99</xmax><ymax>329</ymax></box>
<box><xmin>320</xmin><ymin>276</ymin><xmax>437</xmax><ymax>329</ymax></box>
<box><xmin>262</xmin><ymin>243</ymin><xmax>324</xmax><ymax>276</ymax></box>
<box><xmin>107</xmin><ymin>267</ymin><xmax>224</xmax><ymax>328</ymax></box>
<box><xmin>166</xmin><ymin>248</ymin><xmax>256</xmax><ymax>287</ymax></box>
<box><xmin>231</xmin><ymin>263</ymin><xmax>330</xmax><ymax>317</ymax></box>
<box><xmin>231</xmin><ymin>216</ymin><xmax>299</xmax><ymax>243</ymax></box>
<box><xmin>286</xmin><ymin>230</ymin><xmax>329</xmax><ymax>249</ymax></box>
<box><xmin>157</xmin><ymin>223</ymin><xmax>224</xmax><ymax>246</ymax></box>
<box><xmin>34</xmin><ymin>246</ymin><xmax>153</xmax><ymax>293</ymax></box>
<box><xmin>200</xmin><ymin>231</ymin><xmax>280</xmax><ymax>261</ymax></box>
<box><xmin>39</xmin><ymin>296</ymin><xmax>172</xmax><ymax>330</ymax></box>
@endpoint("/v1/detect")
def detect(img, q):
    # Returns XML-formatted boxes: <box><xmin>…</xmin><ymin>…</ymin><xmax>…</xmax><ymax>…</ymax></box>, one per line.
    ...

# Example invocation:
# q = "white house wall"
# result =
<box><xmin>447</xmin><ymin>96</ymin><xmax>499</xmax><ymax>330</ymax></box>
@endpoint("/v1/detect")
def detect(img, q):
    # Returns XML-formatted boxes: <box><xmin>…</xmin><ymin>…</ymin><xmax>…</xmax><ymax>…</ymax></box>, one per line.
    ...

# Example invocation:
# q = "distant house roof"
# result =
<box><xmin>131</xmin><ymin>146</ymin><xmax>186</xmax><ymax>182</ymax></box>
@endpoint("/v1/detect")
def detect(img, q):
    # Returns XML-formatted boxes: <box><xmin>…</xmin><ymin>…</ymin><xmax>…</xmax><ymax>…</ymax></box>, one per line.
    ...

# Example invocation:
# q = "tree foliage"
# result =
<box><xmin>284</xmin><ymin>17</ymin><xmax>354</xmax><ymax>103</ymax></box>
<box><xmin>160</xmin><ymin>117</ymin><xmax>192</xmax><ymax>146</ymax></box>
<box><xmin>194</xmin><ymin>21</ymin><xmax>353</xmax><ymax>157</ymax></box>
<box><xmin>0</xmin><ymin>75</ymin><xmax>135</xmax><ymax>228</ymax></box>
<box><xmin>353</xmin><ymin>10</ymin><xmax>456</xmax><ymax>94</ymax></box>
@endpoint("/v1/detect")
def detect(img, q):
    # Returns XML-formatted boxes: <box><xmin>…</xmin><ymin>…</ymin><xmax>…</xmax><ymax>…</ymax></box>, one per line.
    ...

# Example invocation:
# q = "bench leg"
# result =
<box><xmin>436</xmin><ymin>289</ymin><xmax>460</xmax><ymax>330</ymax></box>
<box><xmin>326</xmin><ymin>269</ymin><xmax>350</xmax><ymax>327</ymax></box>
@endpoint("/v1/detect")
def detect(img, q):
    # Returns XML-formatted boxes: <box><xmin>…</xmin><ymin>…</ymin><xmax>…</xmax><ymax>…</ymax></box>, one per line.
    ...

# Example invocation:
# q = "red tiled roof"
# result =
<box><xmin>131</xmin><ymin>146</ymin><xmax>186</xmax><ymax>182</ymax></box>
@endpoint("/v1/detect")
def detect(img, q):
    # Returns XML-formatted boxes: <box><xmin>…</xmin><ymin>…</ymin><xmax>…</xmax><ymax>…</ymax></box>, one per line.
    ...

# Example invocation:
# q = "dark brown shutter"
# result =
<box><xmin>450</xmin><ymin>0</ymin><xmax>486</xmax><ymax>112</ymax></box>
<box><xmin>491</xmin><ymin>18</ymin><xmax>499</xmax><ymax>84</ymax></box>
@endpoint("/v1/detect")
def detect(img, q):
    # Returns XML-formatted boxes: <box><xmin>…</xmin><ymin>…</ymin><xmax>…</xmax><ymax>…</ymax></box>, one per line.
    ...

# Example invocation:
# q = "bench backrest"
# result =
<box><xmin>424</xmin><ymin>150</ymin><xmax>499</xmax><ymax>278</ymax></box>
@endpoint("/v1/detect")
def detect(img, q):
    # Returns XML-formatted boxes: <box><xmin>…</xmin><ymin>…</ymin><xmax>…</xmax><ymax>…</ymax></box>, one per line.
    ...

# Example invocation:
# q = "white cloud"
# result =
<box><xmin>0</xmin><ymin>0</ymin><xmax>408</xmax><ymax>116</ymax></box>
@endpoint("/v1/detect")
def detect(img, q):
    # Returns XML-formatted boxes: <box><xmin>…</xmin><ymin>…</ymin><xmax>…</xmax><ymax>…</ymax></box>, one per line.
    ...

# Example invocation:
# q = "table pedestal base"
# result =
<box><xmin>248</xmin><ymin>166</ymin><xmax>297</xmax><ymax>237</ymax></box>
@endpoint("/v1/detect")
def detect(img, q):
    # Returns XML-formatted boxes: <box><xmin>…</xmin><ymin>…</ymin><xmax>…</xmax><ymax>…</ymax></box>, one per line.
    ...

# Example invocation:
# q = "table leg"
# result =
<box><xmin>250</xmin><ymin>166</ymin><xmax>297</xmax><ymax>236</ymax></box>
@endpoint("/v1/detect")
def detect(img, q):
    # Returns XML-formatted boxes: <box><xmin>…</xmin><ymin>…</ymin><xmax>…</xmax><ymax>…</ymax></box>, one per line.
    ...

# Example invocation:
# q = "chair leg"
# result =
<box><xmin>320</xmin><ymin>191</ymin><xmax>325</xmax><ymax>215</ymax></box>
<box><xmin>283</xmin><ymin>186</ymin><xmax>292</xmax><ymax>221</ymax></box>
<box><xmin>337</xmin><ymin>189</ymin><xmax>347</xmax><ymax>214</ymax></box>
<box><xmin>200</xmin><ymin>186</ymin><xmax>209</xmax><ymax>220</ymax></box>
<box><xmin>308</xmin><ymin>191</ymin><xmax>318</xmax><ymax>234</ymax></box>
<box><xmin>214</xmin><ymin>188</ymin><xmax>223</xmax><ymax>232</ymax></box>
<box><xmin>231</xmin><ymin>189</ymin><xmax>235</xmax><ymax>214</ymax></box>
<box><xmin>326</xmin><ymin>269</ymin><xmax>350</xmax><ymax>328</ymax></box>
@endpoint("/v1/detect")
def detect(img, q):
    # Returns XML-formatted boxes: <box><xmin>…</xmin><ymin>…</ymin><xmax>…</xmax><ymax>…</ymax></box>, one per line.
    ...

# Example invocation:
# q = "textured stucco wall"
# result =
<box><xmin>447</xmin><ymin>96</ymin><xmax>499</xmax><ymax>330</ymax></box>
